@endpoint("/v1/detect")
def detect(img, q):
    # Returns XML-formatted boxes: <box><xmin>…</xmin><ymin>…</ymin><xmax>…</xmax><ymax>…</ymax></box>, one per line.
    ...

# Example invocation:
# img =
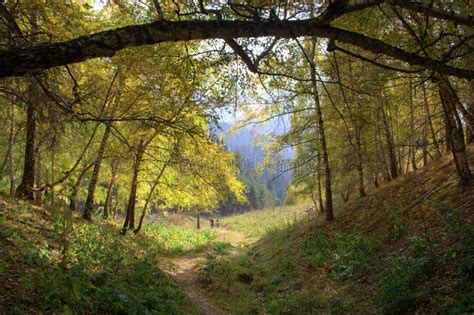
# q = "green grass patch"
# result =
<box><xmin>222</xmin><ymin>205</ymin><xmax>308</xmax><ymax>237</ymax></box>
<box><xmin>144</xmin><ymin>224</ymin><xmax>217</xmax><ymax>254</ymax></box>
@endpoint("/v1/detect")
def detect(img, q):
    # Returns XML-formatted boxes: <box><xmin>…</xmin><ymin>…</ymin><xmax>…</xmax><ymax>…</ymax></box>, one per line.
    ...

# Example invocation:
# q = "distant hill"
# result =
<box><xmin>216</xmin><ymin>121</ymin><xmax>293</xmax><ymax>209</ymax></box>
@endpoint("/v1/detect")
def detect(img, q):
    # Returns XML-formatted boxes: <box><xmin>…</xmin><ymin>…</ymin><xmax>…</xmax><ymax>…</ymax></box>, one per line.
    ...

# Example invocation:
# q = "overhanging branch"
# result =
<box><xmin>0</xmin><ymin>19</ymin><xmax>472</xmax><ymax>79</ymax></box>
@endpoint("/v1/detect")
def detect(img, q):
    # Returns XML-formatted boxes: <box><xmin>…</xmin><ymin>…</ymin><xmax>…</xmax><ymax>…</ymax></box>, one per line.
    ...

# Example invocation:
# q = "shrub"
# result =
<box><xmin>302</xmin><ymin>233</ymin><xmax>377</xmax><ymax>280</ymax></box>
<box><xmin>376</xmin><ymin>237</ymin><xmax>436</xmax><ymax>315</ymax></box>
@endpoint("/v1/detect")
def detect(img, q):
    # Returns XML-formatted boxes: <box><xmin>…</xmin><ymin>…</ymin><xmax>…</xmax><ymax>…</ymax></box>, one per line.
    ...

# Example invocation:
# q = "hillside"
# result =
<box><xmin>0</xmin><ymin>200</ymin><xmax>223</xmax><ymax>313</ymax></box>
<box><xmin>200</xmin><ymin>146</ymin><xmax>474</xmax><ymax>314</ymax></box>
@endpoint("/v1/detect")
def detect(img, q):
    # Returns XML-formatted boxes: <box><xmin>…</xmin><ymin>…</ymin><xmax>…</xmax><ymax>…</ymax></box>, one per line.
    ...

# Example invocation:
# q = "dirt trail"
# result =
<box><xmin>166</xmin><ymin>226</ymin><xmax>250</xmax><ymax>315</ymax></box>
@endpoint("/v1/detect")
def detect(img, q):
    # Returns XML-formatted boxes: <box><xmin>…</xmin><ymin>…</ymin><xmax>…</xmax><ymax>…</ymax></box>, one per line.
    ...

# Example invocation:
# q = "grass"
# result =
<box><xmin>0</xmin><ymin>197</ymin><xmax>213</xmax><ymax>314</ymax></box>
<box><xmin>200</xmin><ymin>147</ymin><xmax>474</xmax><ymax>314</ymax></box>
<box><xmin>144</xmin><ymin>224</ymin><xmax>217</xmax><ymax>254</ymax></box>
<box><xmin>222</xmin><ymin>204</ymin><xmax>310</xmax><ymax>237</ymax></box>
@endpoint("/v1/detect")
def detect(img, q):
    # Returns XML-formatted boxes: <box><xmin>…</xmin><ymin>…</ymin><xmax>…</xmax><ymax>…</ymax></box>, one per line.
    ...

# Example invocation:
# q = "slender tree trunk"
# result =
<box><xmin>373</xmin><ymin>172</ymin><xmax>379</xmax><ymax>188</ymax></box>
<box><xmin>422</xmin><ymin>84</ymin><xmax>442</xmax><ymax>158</ymax></box>
<box><xmin>70</xmin><ymin>162</ymin><xmax>94</xmax><ymax>211</ymax></box>
<box><xmin>35</xmin><ymin>146</ymin><xmax>43</xmax><ymax>203</ymax></box>
<box><xmin>422</xmin><ymin>125</ymin><xmax>428</xmax><ymax>167</ymax></box>
<box><xmin>83</xmin><ymin>125</ymin><xmax>111</xmax><ymax>220</ymax></box>
<box><xmin>355</xmin><ymin>129</ymin><xmax>366</xmax><ymax>197</ymax></box>
<box><xmin>438</xmin><ymin>79</ymin><xmax>472</xmax><ymax>185</ymax></box>
<box><xmin>8</xmin><ymin>103</ymin><xmax>15</xmax><ymax>197</ymax></box>
<box><xmin>1</xmin><ymin>148</ymin><xmax>8</xmax><ymax>178</ymax></box>
<box><xmin>50</xmin><ymin>150</ymin><xmax>55</xmax><ymax>205</ymax></box>
<box><xmin>2</xmin><ymin>104</ymin><xmax>14</xmax><ymax>179</ymax></box>
<box><xmin>196</xmin><ymin>210</ymin><xmax>201</xmax><ymax>230</ymax></box>
<box><xmin>467</xmin><ymin>80</ymin><xmax>474</xmax><ymax>144</ymax></box>
<box><xmin>122</xmin><ymin>140</ymin><xmax>146</xmax><ymax>234</ymax></box>
<box><xmin>309</xmin><ymin>39</ymin><xmax>333</xmax><ymax>221</ymax></box>
<box><xmin>16</xmin><ymin>81</ymin><xmax>37</xmax><ymax>200</ymax></box>
<box><xmin>103</xmin><ymin>159</ymin><xmax>118</xmax><ymax>219</ymax></box>
<box><xmin>312</xmin><ymin>144</ymin><xmax>325</xmax><ymax>213</ymax></box>
<box><xmin>374</xmin><ymin>122</ymin><xmax>391</xmax><ymax>183</ymax></box>
<box><xmin>380</xmin><ymin>99</ymin><xmax>398</xmax><ymax>180</ymax></box>
<box><xmin>346</xmin><ymin>61</ymin><xmax>366</xmax><ymax>196</ymax></box>
<box><xmin>134</xmin><ymin>158</ymin><xmax>169</xmax><ymax>234</ymax></box>
<box><xmin>409</xmin><ymin>80</ymin><xmax>418</xmax><ymax>171</ymax></box>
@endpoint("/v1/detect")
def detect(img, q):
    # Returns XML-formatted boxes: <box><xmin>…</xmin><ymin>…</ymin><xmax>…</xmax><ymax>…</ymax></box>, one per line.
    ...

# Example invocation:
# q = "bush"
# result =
<box><xmin>302</xmin><ymin>233</ymin><xmax>377</xmax><ymax>280</ymax></box>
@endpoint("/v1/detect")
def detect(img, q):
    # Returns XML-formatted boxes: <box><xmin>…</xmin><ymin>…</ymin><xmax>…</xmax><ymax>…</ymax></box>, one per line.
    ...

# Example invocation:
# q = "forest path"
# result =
<box><xmin>166</xmin><ymin>225</ymin><xmax>251</xmax><ymax>315</ymax></box>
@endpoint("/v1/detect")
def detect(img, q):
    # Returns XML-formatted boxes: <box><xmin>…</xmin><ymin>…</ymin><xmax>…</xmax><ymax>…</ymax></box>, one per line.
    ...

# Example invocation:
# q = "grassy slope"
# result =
<box><xmin>0</xmin><ymin>200</ymin><xmax>218</xmax><ymax>313</ymax></box>
<box><xmin>201</xmin><ymin>146</ymin><xmax>474</xmax><ymax>314</ymax></box>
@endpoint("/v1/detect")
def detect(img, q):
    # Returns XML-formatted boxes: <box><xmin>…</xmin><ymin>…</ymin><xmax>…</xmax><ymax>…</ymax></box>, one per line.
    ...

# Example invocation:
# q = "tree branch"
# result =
<box><xmin>0</xmin><ymin>19</ymin><xmax>472</xmax><ymax>79</ymax></box>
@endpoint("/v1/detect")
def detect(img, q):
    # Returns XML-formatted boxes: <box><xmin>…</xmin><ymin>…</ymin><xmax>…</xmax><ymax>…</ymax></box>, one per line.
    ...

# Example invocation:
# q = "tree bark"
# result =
<box><xmin>16</xmin><ymin>81</ymin><xmax>38</xmax><ymax>200</ymax></box>
<box><xmin>35</xmin><ymin>145</ymin><xmax>43</xmax><ymax>203</ymax></box>
<box><xmin>465</xmin><ymin>80</ymin><xmax>474</xmax><ymax>143</ymax></box>
<box><xmin>8</xmin><ymin>103</ymin><xmax>16</xmax><ymax>197</ymax></box>
<box><xmin>309</xmin><ymin>39</ymin><xmax>334</xmax><ymax>222</ymax></box>
<box><xmin>422</xmin><ymin>84</ymin><xmax>442</xmax><ymax>159</ymax></box>
<box><xmin>134</xmin><ymin>160</ymin><xmax>169</xmax><ymax>234</ymax></box>
<box><xmin>347</xmin><ymin>61</ymin><xmax>366</xmax><ymax>197</ymax></box>
<box><xmin>103</xmin><ymin>159</ymin><xmax>118</xmax><ymax>219</ymax></box>
<box><xmin>438</xmin><ymin>79</ymin><xmax>472</xmax><ymax>185</ymax></box>
<box><xmin>196</xmin><ymin>210</ymin><xmax>201</xmax><ymax>230</ymax></box>
<box><xmin>121</xmin><ymin>140</ymin><xmax>147</xmax><ymax>234</ymax></box>
<box><xmin>83</xmin><ymin>125</ymin><xmax>111</xmax><ymax>220</ymax></box>
<box><xmin>422</xmin><ymin>125</ymin><xmax>428</xmax><ymax>167</ymax></box>
<box><xmin>70</xmin><ymin>162</ymin><xmax>94</xmax><ymax>212</ymax></box>
<box><xmin>408</xmin><ymin>80</ymin><xmax>418</xmax><ymax>171</ymax></box>
<box><xmin>380</xmin><ymin>99</ymin><xmax>398</xmax><ymax>180</ymax></box>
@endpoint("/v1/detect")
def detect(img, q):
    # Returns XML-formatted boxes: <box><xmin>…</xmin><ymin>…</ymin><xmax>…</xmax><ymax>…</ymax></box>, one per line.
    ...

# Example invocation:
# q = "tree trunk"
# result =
<box><xmin>70</xmin><ymin>162</ymin><xmax>94</xmax><ymax>211</ymax></box>
<box><xmin>103</xmin><ymin>159</ymin><xmax>118</xmax><ymax>219</ymax></box>
<box><xmin>409</xmin><ymin>80</ymin><xmax>418</xmax><ymax>171</ymax></box>
<box><xmin>374</xmin><ymin>122</ymin><xmax>391</xmax><ymax>183</ymax></box>
<box><xmin>422</xmin><ymin>125</ymin><xmax>428</xmax><ymax>167</ymax></box>
<box><xmin>309</xmin><ymin>39</ymin><xmax>333</xmax><ymax>222</ymax></box>
<box><xmin>135</xmin><ymin>158</ymin><xmax>169</xmax><ymax>234</ymax></box>
<box><xmin>380</xmin><ymin>99</ymin><xmax>398</xmax><ymax>180</ymax></box>
<box><xmin>311</xmin><ymin>141</ymin><xmax>325</xmax><ymax>214</ymax></box>
<box><xmin>8</xmin><ymin>103</ymin><xmax>16</xmax><ymax>197</ymax></box>
<box><xmin>196</xmin><ymin>210</ymin><xmax>201</xmax><ymax>230</ymax></box>
<box><xmin>467</xmin><ymin>80</ymin><xmax>474</xmax><ymax>143</ymax></box>
<box><xmin>438</xmin><ymin>79</ymin><xmax>472</xmax><ymax>185</ymax></box>
<box><xmin>346</xmin><ymin>61</ymin><xmax>366</xmax><ymax>197</ymax></box>
<box><xmin>122</xmin><ymin>140</ymin><xmax>146</xmax><ymax>234</ymax></box>
<box><xmin>35</xmin><ymin>146</ymin><xmax>43</xmax><ymax>203</ymax></box>
<box><xmin>50</xmin><ymin>151</ymin><xmax>55</xmax><ymax>205</ymax></box>
<box><xmin>355</xmin><ymin>129</ymin><xmax>366</xmax><ymax>197</ymax></box>
<box><xmin>16</xmin><ymin>81</ymin><xmax>38</xmax><ymax>200</ymax></box>
<box><xmin>83</xmin><ymin>125</ymin><xmax>111</xmax><ymax>220</ymax></box>
<box><xmin>422</xmin><ymin>84</ymin><xmax>442</xmax><ymax>159</ymax></box>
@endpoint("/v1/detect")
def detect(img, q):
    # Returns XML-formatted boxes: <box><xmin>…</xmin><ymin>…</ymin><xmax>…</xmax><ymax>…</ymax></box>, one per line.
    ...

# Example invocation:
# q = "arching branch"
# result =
<box><xmin>0</xmin><ymin>19</ymin><xmax>472</xmax><ymax>79</ymax></box>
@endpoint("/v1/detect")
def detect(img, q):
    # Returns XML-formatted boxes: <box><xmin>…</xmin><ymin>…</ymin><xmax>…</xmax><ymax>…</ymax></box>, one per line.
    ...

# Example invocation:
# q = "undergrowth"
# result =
<box><xmin>302</xmin><ymin>233</ymin><xmax>378</xmax><ymax>280</ymax></box>
<box><xmin>0</xmin><ymin>199</ymin><xmax>202</xmax><ymax>314</ymax></box>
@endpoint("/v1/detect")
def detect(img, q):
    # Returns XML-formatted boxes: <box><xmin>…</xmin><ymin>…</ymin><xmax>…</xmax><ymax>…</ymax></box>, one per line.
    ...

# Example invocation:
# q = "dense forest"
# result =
<box><xmin>0</xmin><ymin>1</ymin><xmax>473</xmax><ymax>314</ymax></box>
